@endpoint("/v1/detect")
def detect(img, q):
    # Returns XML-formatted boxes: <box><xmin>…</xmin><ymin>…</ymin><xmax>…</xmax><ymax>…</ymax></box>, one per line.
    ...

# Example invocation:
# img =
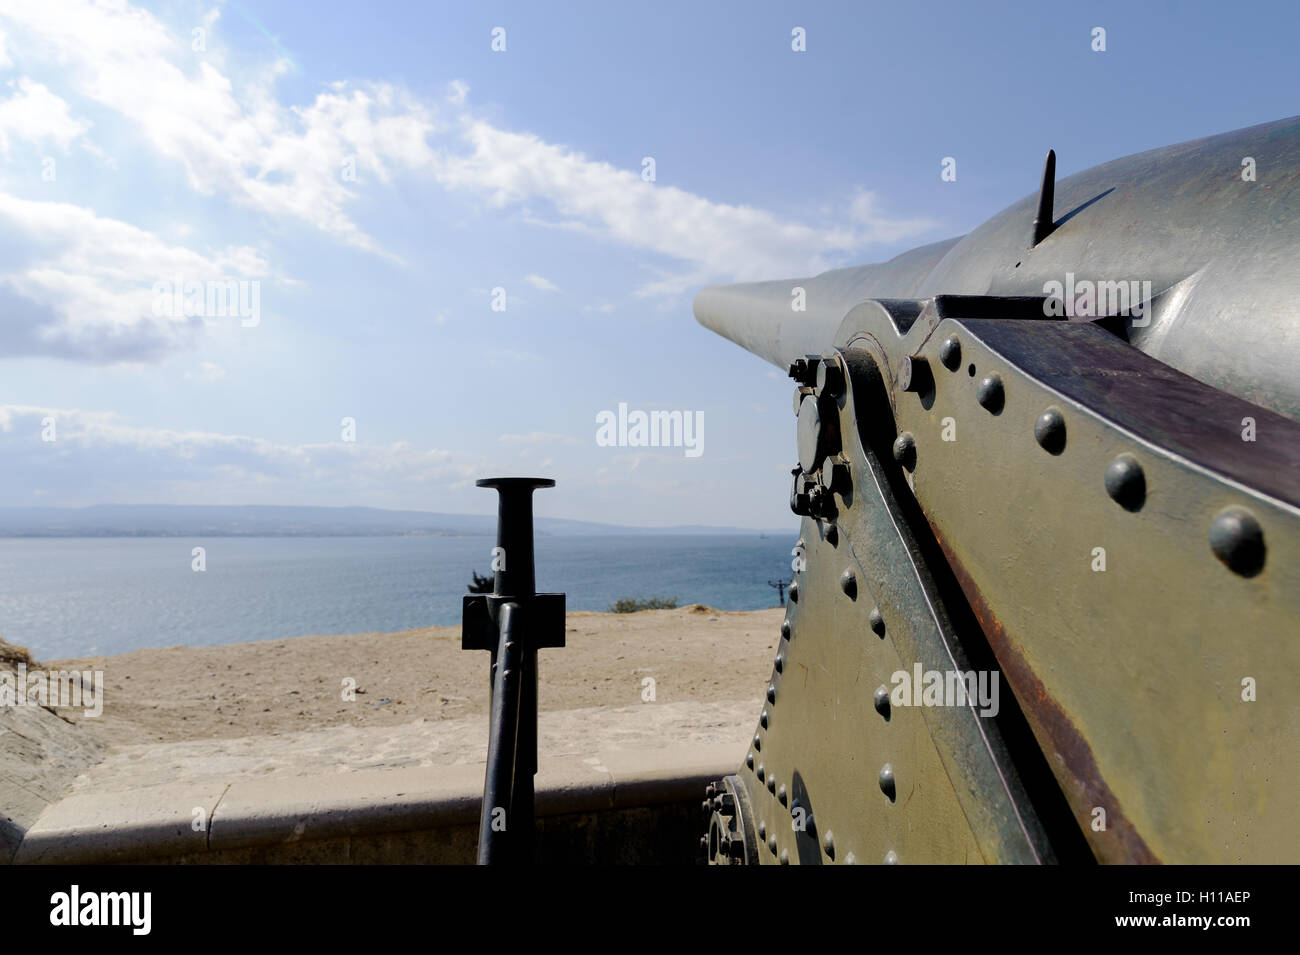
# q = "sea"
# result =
<box><xmin>0</xmin><ymin>534</ymin><xmax>797</xmax><ymax>659</ymax></box>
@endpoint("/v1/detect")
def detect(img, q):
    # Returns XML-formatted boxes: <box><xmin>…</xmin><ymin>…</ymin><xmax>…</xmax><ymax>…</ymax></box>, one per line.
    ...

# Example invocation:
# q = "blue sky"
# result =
<box><xmin>0</xmin><ymin>0</ymin><xmax>1295</xmax><ymax>528</ymax></box>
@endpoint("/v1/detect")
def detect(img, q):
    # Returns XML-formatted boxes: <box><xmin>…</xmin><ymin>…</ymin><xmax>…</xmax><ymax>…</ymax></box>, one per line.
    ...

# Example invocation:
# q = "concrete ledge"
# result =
<box><xmin>14</xmin><ymin>781</ymin><xmax>227</xmax><ymax>865</ymax></box>
<box><xmin>14</xmin><ymin>743</ymin><xmax>738</xmax><ymax>864</ymax></box>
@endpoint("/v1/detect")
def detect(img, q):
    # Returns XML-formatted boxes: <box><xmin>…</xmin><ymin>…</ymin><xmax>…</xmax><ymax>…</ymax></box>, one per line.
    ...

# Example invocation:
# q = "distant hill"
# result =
<box><xmin>0</xmin><ymin>505</ymin><xmax>790</xmax><ymax>538</ymax></box>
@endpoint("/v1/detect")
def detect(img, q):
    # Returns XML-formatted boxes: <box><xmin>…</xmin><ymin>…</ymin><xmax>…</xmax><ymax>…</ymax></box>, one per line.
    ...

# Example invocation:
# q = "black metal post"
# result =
<box><xmin>478</xmin><ymin>600</ymin><xmax>522</xmax><ymax>864</ymax></box>
<box><xmin>461</xmin><ymin>477</ymin><xmax>566</xmax><ymax>865</ymax></box>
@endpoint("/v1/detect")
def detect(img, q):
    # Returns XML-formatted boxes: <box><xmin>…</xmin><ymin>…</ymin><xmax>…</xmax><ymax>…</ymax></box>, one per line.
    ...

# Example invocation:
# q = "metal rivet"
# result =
<box><xmin>789</xmin><ymin>582</ymin><xmax>799</xmax><ymax>603</ymax></box>
<box><xmin>781</xmin><ymin>619</ymin><xmax>791</xmax><ymax>640</ymax></box>
<box><xmin>778</xmin><ymin>784</ymin><xmax>788</xmax><ymax>806</ymax></box>
<box><xmin>780</xmin><ymin>849</ymin><xmax>789</xmax><ymax>865</ymax></box>
<box><xmin>892</xmin><ymin>431</ymin><xmax>916</xmax><ymax>470</ymax></box>
<box><xmin>774</xmin><ymin>652</ymin><xmax>784</xmax><ymax>674</ymax></box>
<box><xmin>753</xmin><ymin>734</ymin><xmax>761</xmax><ymax>752</ymax></box>
<box><xmin>844</xmin><ymin>852</ymin><xmax>857</xmax><ymax>865</ymax></box>
<box><xmin>768</xmin><ymin>835</ymin><xmax>778</xmax><ymax>855</ymax></box>
<box><xmin>1209</xmin><ymin>506</ymin><xmax>1266</xmax><ymax>577</ymax></box>
<box><xmin>879</xmin><ymin>763</ymin><xmax>896</xmax><ymax>801</ymax></box>
<box><xmin>756</xmin><ymin>763</ymin><xmax>765</xmax><ymax>782</ymax></box>
<box><xmin>873</xmin><ymin>685</ymin><xmax>891</xmax><ymax>720</ymax></box>
<box><xmin>760</xmin><ymin>709</ymin><xmax>769</xmax><ymax>729</ymax></box>
<box><xmin>977</xmin><ymin>374</ymin><xmax>1004</xmax><ymax>414</ymax></box>
<box><xmin>884</xmin><ymin>850</ymin><xmax>899</xmax><ymax>865</ymax></box>
<box><xmin>840</xmin><ymin>567</ymin><xmax>857</xmax><ymax>599</ymax></box>
<box><xmin>767</xmin><ymin>684</ymin><xmax>777</xmax><ymax>704</ymax></box>
<box><xmin>869</xmin><ymin>607</ymin><xmax>885</xmax><ymax>637</ymax></box>
<box><xmin>939</xmin><ymin>336</ymin><xmax>961</xmax><ymax>371</ymax></box>
<box><xmin>767</xmin><ymin>775</ymin><xmax>776</xmax><ymax>794</ymax></box>
<box><xmin>823</xmin><ymin>831</ymin><xmax>835</xmax><ymax>859</ymax></box>
<box><xmin>1034</xmin><ymin>407</ymin><xmax>1066</xmax><ymax>454</ymax></box>
<box><xmin>746</xmin><ymin>753</ymin><xmax>754</xmax><ymax>769</ymax></box>
<box><xmin>758</xmin><ymin>820</ymin><xmax>766</xmax><ymax>840</ymax></box>
<box><xmin>1104</xmin><ymin>454</ymin><xmax>1145</xmax><ymax>511</ymax></box>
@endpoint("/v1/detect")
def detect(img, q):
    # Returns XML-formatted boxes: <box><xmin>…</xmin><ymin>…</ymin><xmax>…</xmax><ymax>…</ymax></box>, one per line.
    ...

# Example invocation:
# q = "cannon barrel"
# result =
<box><xmin>694</xmin><ymin>116</ymin><xmax>1300</xmax><ymax>865</ymax></box>
<box><xmin>696</xmin><ymin>115</ymin><xmax>1300</xmax><ymax>423</ymax></box>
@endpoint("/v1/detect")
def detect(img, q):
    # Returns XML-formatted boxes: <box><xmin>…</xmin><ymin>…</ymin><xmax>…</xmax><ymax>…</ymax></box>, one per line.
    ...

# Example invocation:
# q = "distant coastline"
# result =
<box><xmin>0</xmin><ymin>504</ymin><xmax>792</xmax><ymax>539</ymax></box>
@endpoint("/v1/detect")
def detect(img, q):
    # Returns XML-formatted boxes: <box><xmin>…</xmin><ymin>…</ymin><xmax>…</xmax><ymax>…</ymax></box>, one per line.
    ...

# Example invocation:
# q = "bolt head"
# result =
<box><xmin>879</xmin><ymin>763</ymin><xmax>896</xmax><ymax>801</ymax></box>
<box><xmin>767</xmin><ymin>683</ymin><xmax>777</xmax><ymax>704</ymax></box>
<box><xmin>1104</xmin><ymin>454</ymin><xmax>1146</xmax><ymax>511</ymax></box>
<box><xmin>977</xmin><ymin>374</ymin><xmax>1005</xmax><ymax>414</ymax></box>
<box><xmin>869</xmin><ymin>606</ymin><xmax>885</xmax><ymax>637</ymax></box>
<box><xmin>892</xmin><ymin>432</ymin><xmax>917</xmax><ymax>471</ymax></box>
<box><xmin>816</xmin><ymin>358</ymin><xmax>845</xmax><ymax>397</ymax></box>
<box><xmin>781</xmin><ymin>619</ymin><xmax>792</xmax><ymax>640</ymax></box>
<box><xmin>1034</xmin><ymin>407</ymin><xmax>1066</xmax><ymax>454</ymax></box>
<box><xmin>1209</xmin><ymin>506</ymin><xmax>1266</xmax><ymax>577</ymax></box>
<box><xmin>873</xmin><ymin>685</ymin><xmax>891</xmax><ymax>719</ymax></box>
<box><xmin>787</xmin><ymin>356</ymin><xmax>817</xmax><ymax>386</ymax></box>
<box><xmin>897</xmin><ymin>355</ymin><xmax>932</xmax><ymax>393</ymax></box>
<box><xmin>839</xmin><ymin>567</ymin><xmax>857</xmax><ymax>599</ymax></box>
<box><xmin>796</xmin><ymin>396</ymin><xmax>824</xmax><ymax>474</ymax></box>
<box><xmin>939</xmin><ymin>336</ymin><xmax>962</xmax><ymax>371</ymax></box>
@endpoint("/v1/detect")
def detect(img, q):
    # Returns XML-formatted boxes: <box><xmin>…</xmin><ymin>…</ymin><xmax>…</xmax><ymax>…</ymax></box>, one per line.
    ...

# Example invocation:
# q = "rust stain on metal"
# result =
<box><xmin>929</xmin><ymin>521</ymin><xmax>1161</xmax><ymax>865</ymax></box>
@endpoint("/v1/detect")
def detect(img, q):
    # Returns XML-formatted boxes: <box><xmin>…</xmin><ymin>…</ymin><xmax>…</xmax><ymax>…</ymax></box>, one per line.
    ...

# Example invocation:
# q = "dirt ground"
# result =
<box><xmin>47</xmin><ymin>605</ymin><xmax>784</xmax><ymax>747</ymax></box>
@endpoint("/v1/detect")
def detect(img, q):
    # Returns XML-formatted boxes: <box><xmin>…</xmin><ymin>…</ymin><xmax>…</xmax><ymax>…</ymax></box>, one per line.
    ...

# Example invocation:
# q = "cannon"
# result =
<box><xmin>694</xmin><ymin>116</ymin><xmax>1300</xmax><ymax>864</ymax></box>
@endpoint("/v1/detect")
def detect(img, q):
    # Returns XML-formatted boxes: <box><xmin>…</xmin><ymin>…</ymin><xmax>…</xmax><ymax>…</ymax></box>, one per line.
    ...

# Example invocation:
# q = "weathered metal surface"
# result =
<box><xmin>705</xmin><ymin>349</ymin><xmax>1091</xmax><ymax>864</ymax></box>
<box><xmin>695</xmin><ymin>117</ymin><xmax>1300</xmax><ymax>864</ymax></box>
<box><xmin>696</xmin><ymin>116</ymin><xmax>1300</xmax><ymax>423</ymax></box>
<box><xmin>872</xmin><ymin>315</ymin><xmax>1300</xmax><ymax>863</ymax></box>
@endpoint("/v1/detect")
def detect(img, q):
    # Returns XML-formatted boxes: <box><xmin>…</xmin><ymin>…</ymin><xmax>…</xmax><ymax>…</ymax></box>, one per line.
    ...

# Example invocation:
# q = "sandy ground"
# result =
<box><xmin>48</xmin><ymin>605</ymin><xmax>784</xmax><ymax>749</ymax></box>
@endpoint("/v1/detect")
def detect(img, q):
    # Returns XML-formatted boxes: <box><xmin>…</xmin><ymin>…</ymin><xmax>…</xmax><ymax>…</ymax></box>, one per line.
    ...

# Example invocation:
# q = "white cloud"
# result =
<box><xmin>0</xmin><ymin>0</ymin><xmax>939</xmax><ymax>365</ymax></box>
<box><xmin>0</xmin><ymin>77</ymin><xmax>86</xmax><ymax>152</ymax></box>
<box><xmin>498</xmin><ymin>431</ymin><xmax>578</xmax><ymax>446</ymax></box>
<box><xmin>524</xmin><ymin>273</ymin><xmax>560</xmax><ymax>292</ymax></box>
<box><xmin>0</xmin><ymin>405</ymin><xmax>475</xmax><ymax>506</ymax></box>
<box><xmin>0</xmin><ymin>0</ymin><xmax>438</xmax><ymax>255</ymax></box>
<box><xmin>184</xmin><ymin>361</ymin><xmax>225</xmax><ymax>381</ymax></box>
<box><xmin>432</xmin><ymin>121</ymin><xmax>936</xmax><ymax>295</ymax></box>
<box><xmin>0</xmin><ymin>193</ymin><xmax>268</xmax><ymax>361</ymax></box>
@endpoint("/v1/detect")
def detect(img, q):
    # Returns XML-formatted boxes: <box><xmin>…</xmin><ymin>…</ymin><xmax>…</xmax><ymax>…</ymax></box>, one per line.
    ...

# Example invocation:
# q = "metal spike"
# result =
<box><xmin>1030</xmin><ymin>149</ymin><xmax>1056</xmax><ymax>247</ymax></box>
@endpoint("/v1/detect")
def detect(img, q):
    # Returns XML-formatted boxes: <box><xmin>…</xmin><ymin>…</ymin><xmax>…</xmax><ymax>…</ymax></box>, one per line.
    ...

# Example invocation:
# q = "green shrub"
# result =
<box><xmin>608</xmin><ymin>595</ymin><xmax>678</xmax><ymax>613</ymax></box>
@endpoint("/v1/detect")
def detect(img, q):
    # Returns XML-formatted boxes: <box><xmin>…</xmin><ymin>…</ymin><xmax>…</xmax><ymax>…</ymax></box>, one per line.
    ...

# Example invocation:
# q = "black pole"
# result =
<box><xmin>478</xmin><ymin>601</ymin><xmax>522</xmax><ymax>864</ymax></box>
<box><xmin>462</xmin><ymin>477</ymin><xmax>564</xmax><ymax>865</ymax></box>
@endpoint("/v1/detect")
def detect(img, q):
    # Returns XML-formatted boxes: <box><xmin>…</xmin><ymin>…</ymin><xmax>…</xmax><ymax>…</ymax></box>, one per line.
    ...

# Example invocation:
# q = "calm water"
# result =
<box><xmin>0</xmin><ymin>535</ymin><xmax>796</xmax><ymax>658</ymax></box>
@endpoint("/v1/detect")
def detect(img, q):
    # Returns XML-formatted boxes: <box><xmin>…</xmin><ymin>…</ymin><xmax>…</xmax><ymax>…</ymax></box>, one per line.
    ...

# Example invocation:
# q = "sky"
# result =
<box><xmin>0</xmin><ymin>0</ymin><xmax>1296</xmax><ymax>529</ymax></box>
